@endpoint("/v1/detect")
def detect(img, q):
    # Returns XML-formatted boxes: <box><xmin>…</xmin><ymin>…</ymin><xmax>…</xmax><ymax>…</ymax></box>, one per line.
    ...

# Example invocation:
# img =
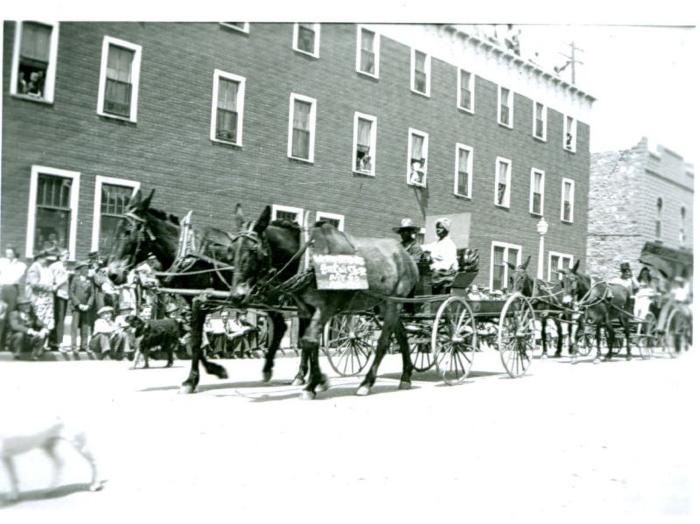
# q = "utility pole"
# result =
<box><xmin>554</xmin><ymin>41</ymin><xmax>584</xmax><ymax>84</ymax></box>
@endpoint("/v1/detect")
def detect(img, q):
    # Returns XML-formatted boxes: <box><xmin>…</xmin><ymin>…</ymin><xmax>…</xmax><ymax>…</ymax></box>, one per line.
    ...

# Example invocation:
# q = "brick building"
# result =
<box><xmin>2</xmin><ymin>22</ymin><xmax>595</xmax><ymax>289</ymax></box>
<box><xmin>587</xmin><ymin>137</ymin><xmax>694</xmax><ymax>280</ymax></box>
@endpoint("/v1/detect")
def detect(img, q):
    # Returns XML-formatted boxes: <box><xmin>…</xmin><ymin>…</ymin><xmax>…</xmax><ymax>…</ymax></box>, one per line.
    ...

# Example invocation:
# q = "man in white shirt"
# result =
<box><xmin>0</xmin><ymin>246</ymin><xmax>27</xmax><ymax>350</ymax></box>
<box><xmin>421</xmin><ymin>218</ymin><xmax>458</xmax><ymax>294</ymax></box>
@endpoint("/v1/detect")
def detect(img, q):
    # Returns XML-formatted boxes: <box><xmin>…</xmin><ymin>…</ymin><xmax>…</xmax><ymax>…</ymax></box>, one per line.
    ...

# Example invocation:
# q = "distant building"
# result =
<box><xmin>587</xmin><ymin>137</ymin><xmax>694</xmax><ymax>280</ymax></box>
<box><xmin>2</xmin><ymin>22</ymin><xmax>595</xmax><ymax>289</ymax></box>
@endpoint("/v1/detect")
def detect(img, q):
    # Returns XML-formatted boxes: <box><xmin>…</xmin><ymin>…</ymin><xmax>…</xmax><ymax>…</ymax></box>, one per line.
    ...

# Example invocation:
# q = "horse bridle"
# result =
<box><xmin>123</xmin><ymin>211</ymin><xmax>156</xmax><ymax>269</ymax></box>
<box><xmin>230</xmin><ymin>226</ymin><xmax>272</xmax><ymax>295</ymax></box>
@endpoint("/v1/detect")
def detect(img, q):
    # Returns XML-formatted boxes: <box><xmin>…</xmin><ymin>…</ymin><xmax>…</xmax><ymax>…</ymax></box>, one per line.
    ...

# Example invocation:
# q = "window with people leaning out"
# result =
<box><xmin>13</xmin><ymin>21</ymin><xmax>57</xmax><ymax>102</ymax></box>
<box><xmin>407</xmin><ymin>129</ymin><xmax>429</xmax><ymax>187</ymax></box>
<box><xmin>353</xmin><ymin>113</ymin><xmax>376</xmax><ymax>175</ymax></box>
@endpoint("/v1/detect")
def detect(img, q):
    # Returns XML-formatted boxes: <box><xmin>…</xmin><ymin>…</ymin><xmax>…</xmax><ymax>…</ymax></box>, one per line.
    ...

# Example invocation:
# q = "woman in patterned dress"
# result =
<box><xmin>25</xmin><ymin>250</ymin><xmax>56</xmax><ymax>340</ymax></box>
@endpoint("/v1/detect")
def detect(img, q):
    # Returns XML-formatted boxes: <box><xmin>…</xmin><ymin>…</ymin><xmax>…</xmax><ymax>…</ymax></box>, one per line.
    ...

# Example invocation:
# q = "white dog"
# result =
<box><xmin>1</xmin><ymin>417</ymin><xmax>105</xmax><ymax>502</ymax></box>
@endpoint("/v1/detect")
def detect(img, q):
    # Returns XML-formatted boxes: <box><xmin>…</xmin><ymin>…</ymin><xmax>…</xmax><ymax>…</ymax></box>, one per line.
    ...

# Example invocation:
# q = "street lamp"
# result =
<box><xmin>536</xmin><ymin>217</ymin><xmax>549</xmax><ymax>280</ymax></box>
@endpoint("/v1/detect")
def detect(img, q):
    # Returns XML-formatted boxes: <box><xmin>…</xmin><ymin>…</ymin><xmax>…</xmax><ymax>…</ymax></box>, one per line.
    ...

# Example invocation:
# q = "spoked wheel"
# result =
<box><xmin>323</xmin><ymin>314</ymin><xmax>375</xmax><ymax>376</ymax></box>
<box><xmin>431</xmin><ymin>297</ymin><xmax>477</xmax><ymax>385</ymax></box>
<box><xmin>498</xmin><ymin>293</ymin><xmax>536</xmax><ymax>377</ymax></box>
<box><xmin>406</xmin><ymin>321</ymin><xmax>434</xmax><ymax>372</ymax></box>
<box><xmin>664</xmin><ymin>309</ymin><xmax>691</xmax><ymax>357</ymax></box>
<box><xmin>634</xmin><ymin>313</ymin><xmax>655</xmax><ymax>360</ymax></box>
<box><xmin>574</xmin><ymin>325</ymin><xmax>594</xmax><ymax>357</ymax></box>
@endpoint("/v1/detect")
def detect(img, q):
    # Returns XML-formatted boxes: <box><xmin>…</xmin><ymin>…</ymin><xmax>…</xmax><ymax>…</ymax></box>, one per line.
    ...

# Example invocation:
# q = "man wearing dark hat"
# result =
<box><xmin>8</xmin><ymin>297</ymin><xmax>49</xmax><ymax>359</ymax></box>
<box><xmin>393</xmin><ymin>218</ymin><xmax>423</xmax><ymax>264</ymax></box>
<box><xmin>69</xmin><ymin>261</ymin><xmax>94</xmax><ymax>352</ymax></box>
<box><xmin>609</xmin><ymin>262</ymin><xmax>639</xmax><ymax>295</ymax></box>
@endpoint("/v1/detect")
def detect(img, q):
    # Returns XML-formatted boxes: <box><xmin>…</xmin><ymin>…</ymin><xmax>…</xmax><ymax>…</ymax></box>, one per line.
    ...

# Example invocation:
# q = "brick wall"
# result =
<box><xmin>2</xmin><ymin>22</ymin><xmax>591</xmax><ymax>287</ymax></box>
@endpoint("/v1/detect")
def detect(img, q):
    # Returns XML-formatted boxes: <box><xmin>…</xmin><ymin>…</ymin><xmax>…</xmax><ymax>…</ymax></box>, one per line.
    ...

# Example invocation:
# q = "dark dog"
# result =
<box><xmin>126</xmin><ymin>316</ymin><xmax>183</xmax><ymax>369</ymax></box>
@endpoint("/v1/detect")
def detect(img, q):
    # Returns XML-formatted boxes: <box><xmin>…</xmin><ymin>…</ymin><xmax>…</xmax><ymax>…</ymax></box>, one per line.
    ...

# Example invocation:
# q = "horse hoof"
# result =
<box><xmin>541</xmin><ymin>353</ymin><xmax>548</xmax><ymax>359</ymax></box>
<box><xmin>262</xmin><ymin>370</ymin><xmax>272</xmax><ymax>383</ymax></box>
<box><xmin>291</xmin><ymin>377</ymin><xmax>305</xmax><ymax>386</ymax></box>
<box><xmin>179</xmin><ymin>384</ymin><xmax>198</xmax><ymax>394</ymax></box>
<box><xmin>299</xmin><ymin>390</ymin><xmax>316</xmax><ymax>401</ymax></box>
<box><xmin>356</xmin><ymin>385</ymin><xmax>371</xmax><ymax>396</ymax></box>
<box><xmin>317</xmin><ymin>380</ymin><xmax>329</xmax><ymax>393</ymax></box>
<box><xmin>593</xmin><ymin>358</ymin><xmax>601</xmax><ymax>365</ymax></box>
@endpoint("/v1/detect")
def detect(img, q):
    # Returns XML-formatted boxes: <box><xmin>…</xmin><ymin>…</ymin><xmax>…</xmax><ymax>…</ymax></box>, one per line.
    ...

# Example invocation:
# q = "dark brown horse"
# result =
<box><xmin>558</xmin><ymin>260</ymin><xmax>633</xmax><ymax>361</ymax></box>
<box><xmin>105</xmin><ymin>190</ymin><xmax>309</xmax><ymax>393</ymax></box>
<box><xmin>229</xmin><ymin>205</ymin><xmax>419</xmax><ymax>399</ymax></box>
<box><xmin>507</xmin><ymin>256</ymin><xmax>572</xmax><ymax>358</ymax></box>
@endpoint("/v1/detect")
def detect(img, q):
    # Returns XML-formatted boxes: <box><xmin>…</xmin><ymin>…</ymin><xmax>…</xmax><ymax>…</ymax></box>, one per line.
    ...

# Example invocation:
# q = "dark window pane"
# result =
<box><xmin>104</xmin><ymin>79</ymin><xmax>132</xmax><ymax>117</ymax></box>
<box><xmin>216</xmin><ymin>109</ymin><xmax>238</xmax><ymax>141</ymax></box>
<box><xmin>298</xmin><ymin>25</ymin><xmax>315</xmax><ymax>53</ymax></box>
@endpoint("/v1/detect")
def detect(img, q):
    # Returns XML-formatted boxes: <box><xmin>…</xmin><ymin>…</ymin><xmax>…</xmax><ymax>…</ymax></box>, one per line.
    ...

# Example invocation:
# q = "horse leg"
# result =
<box><xmin>622</xmin><ymin>317</ymin><xmax>632</xmax><ymax>360</ymax></box>
<box><xmin>394</xmin><ymin>314</ymin><xmax>413</xmax><ymax>390</ymax></box>
<box><xmin>554</xmin><ymin>319</ymin><xmax>563</xmax><ymax>357</ymax></box>
<box><xmin>594</xmin><ymin>325</ymin><xmax>602</xmax><ymax>363</ymax></box>
<box><xmin>299</xmin><ymin>308</ymin><xmax>330</xmax><ymax>400</ymax></box>
<box><xmin>164</xmin><ymin>340</ymin><xmax>174</xmax><ymax>368</ymax></box>
<box><xmin>357</xmin><ymin>304</ymin><xmax>397</xmax><ymax>396</ymax></box>
<box><xmin>290</xmin><ymin>315</ymin><xmax>313</xmax><ymax>386</ymax></box>
<box><xmin>262</xmin><ymin>312</ymin><xmax>286</xmax><ymax>383</ymax></box>
<box><xmin>181</xmin><ymin>298</ymin><xmax>224</xmax><ymax>393</ymax></box>
<box><xmin>540</xmin><ymin>317</ymin><xmax>549</xmax><ymax>359</ymax></box>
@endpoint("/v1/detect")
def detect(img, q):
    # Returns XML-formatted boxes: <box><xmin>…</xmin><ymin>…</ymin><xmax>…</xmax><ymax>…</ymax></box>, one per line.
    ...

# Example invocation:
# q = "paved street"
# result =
<box><xmin>0</xmin><ymin>348</ymin><xmax>696</xmax><ymax>523</ymax></box>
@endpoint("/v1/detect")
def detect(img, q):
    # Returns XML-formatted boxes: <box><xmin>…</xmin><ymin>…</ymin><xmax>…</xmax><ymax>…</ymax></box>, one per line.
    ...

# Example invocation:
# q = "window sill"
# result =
<box><xmin>288</xmin><ymin>155</ymin><xmax>314</xmax><ymax>165</ymax></box>
<box><xmin>410</xmin><ymin>88</ymin><xmax>431</xmax><ymax>99</ymax></box>
<box><xmin>97</xmin><ymin>111</ymin><xmax>137</xmax><ymax>125</ymax></box>
<box><xmin>494</xmin><ymin>203</ymin><xmax>511</xmax><ymax>210</ymax></box>
<box><xmin>564</xmin><ymin>147</ymin><xmax>577</xmax><ymax>154</ymax></box>
<box><xmin>561</xmin><ymin>219</ymin><xmax>574</xmax><ymax>224</ymax></box>
<box><xmin>529</xmin><ymin>211</ymin><xmax>543</xmax><ymax>217</ymax></box>
<box><xmin>533</xmin><ymin>134</ymin><xmax>547</xmax><ymax>143</ymax></box>
<box><xmin>11</xmin><ymin>93</ymin><xmax>54</xmax><ymax>105</ymax></box>
<box><xmin>457</xmin><ymin>105</ymin><xmax>474</xmax><ymax>115</ymax></box>
<box><xmin>498</xmin><ymin>121</ymin><xmax>514</xmax><ymax>130</ymax></box>
<box><xmin>211</xmin><ymin>138</ymin><xmax>242</xmax><ymax>148</ymax></box>
<box><xmin>352</xmin><ymin>169</ymin><xmax>375</xmax><ymax>177</ymax></box>
<box><xmin>293</xmin><ymin>48</ymin><xmax>319</xmax><ymax>59</ymax></box>
<box><xmin>454</xmin><ymin>192</ymin><xmax>472</xmax><ymax>201</ymax></box>
<box><xmin>356</xmin><ymin>69</ymin><xmax>379</xmax><ymax>80</ymax></box>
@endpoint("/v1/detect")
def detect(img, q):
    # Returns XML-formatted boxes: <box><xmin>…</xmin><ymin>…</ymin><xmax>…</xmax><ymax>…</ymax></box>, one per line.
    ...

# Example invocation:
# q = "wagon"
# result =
<box><xmin>322</xmin><ymin>269</ymin><xmax>537</xmax><ymax>386</ymax></box>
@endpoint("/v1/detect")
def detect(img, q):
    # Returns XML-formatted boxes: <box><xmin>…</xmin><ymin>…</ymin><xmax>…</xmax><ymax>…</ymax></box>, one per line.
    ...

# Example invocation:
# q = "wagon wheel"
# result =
<box><xmin>664</xmin><ymin>308</ymin><xmax>690</xmax><ymax>357</ymax></box>
<box><xmin>430</xmin><ymin>296</ymin><xmax>476</xmax><ymax>385</ymax></box>
<box><xmin>406</xmin><ymin>320</ymin><xmax>434</xmax><ymax>372</ymax></box>
<box><xmin>574</xmin><ymin>326</ymin><xmax>594</xmax><ymax>357</ymax></box>
<box><xmin>633</xmin><ymin>313</ymin><xmax>655</xmax><ymax>360</ymax></box>
<box><xmin>323</xmin><ymin>314</ymin><xmax>375</xmax><ymax>376</ymax></box>
<box><xmin>498</xmin><ymin>293</ymin><xmax>536</xmax><ymax>377</ymax></box>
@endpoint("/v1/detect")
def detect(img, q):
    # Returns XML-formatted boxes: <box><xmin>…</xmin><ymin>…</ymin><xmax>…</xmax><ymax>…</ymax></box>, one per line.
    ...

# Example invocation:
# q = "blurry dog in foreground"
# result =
<box><xmin>1</xmin><ymin>417</ymin><xmax>105</xmax><ymax>502</ymax></box>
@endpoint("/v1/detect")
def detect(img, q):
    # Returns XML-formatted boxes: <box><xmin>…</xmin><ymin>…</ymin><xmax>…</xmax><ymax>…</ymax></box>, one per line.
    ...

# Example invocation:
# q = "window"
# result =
<box><xmin>457</xmin><ymin>69</ymin><xmax>474</xmax><ymax>112</ymax></box>
<box><xmin>530</xmin><ymin>168</ymin><xmax>545</xmax><ymax>216</ymax></box>
<box><xmin>210</xmin><ymin>70</ymin><xmax>246</xmax><ymax>145</ymax></box>
<box><xmin>680</xmin><ymin>206</ymin><xmax>686</xmax><ymax>246</ymax></box>
<box><xmin>287</xmin><ymin>94</ymin><xmax>317</xmax><ymax>162</ymax></box>
<box><xmin>220</xmin><ymin>22</ymin><xmax>249</xmax><ymax>33</ymax></box>
<box><xmin>356</xmin><ymin>26</ymin><xmax>379</xmax><ymax>78</ymax></box>
<box><xmin>655</xmin><ymin>198</ymin><xmax>663</xmax><ymax>239</ymax></box>
<box><xmin>498</xmin><ymin>86</ymin><xmax>513</xmax><ymax>128</ymax></box>
<box><xmin>97</xmin><ymin>36</ymin><xmax>142</xmax><ymax>122</ymax></box>
<box><xmin>10</xmin><ymin>21</ymin><xmax>59</xmax><ymax>103</ymax></box>
<box><xmin>316</xmin><ymin>211</ymin><xmax>345</xmax><ymax>231</ymax></box>
<box><xmin>26</xmin><ymin>166</ymin><xmax>80</xmax><ymax>259</ymax></box>
<box><xmin>352</xmin><ymin>112</ymin><xmax>377</xmax><ymax>176</ymax></box>
<box><xmin>272</xmin><ymin>204</ymin><xmax>304</xmax><ymax>227</ymax></box>
<box><xmin>293</xmin><ymin>23</ymin><xmax>320</xmax><ymax>58</ymax></box>
<box><xmin>548</xmin><ymin>252</ymin><xmax>573</xmax><ymax>283</ymax></box>
<box><xmin>454</xmin><ymin>144</ymin><xmax>473</xmax><ymax>198</ymax></box>
<box><xmin>91</xmin><ymin>176</ymin><xmax>140</xmax><ymax>252</ymax></box>
<box><xmin>494</xmin><ymin>157</ymin><xmax>512</xmax><ymax>208</ymax></box>
<box><xmin>564</xmin><ymin>115</ymin><xmax>577</xmax><ymax>152</ymax></box>
<box><xmin>533</xmin><ymin>101</ymin><xmax>547</xmax><ymax>140</ymax></box>
<box><xmin>490</xmin><ymin>241</ymin><xmax>522</xmax><ymax>291</ymax></box>
<box><xmin>561</xmin><ymin>178</ymin><xmax>575</xmax><ymax>223</ymax></box>
<box><xmin>407</xmin><ymin>128</ymin><xmax>429</xmax><ymax>187</ymax></box>
<box><xmin>411</xmin><ymin>49</ymin><xmax>430</xmax><ymax>96</ymax></box>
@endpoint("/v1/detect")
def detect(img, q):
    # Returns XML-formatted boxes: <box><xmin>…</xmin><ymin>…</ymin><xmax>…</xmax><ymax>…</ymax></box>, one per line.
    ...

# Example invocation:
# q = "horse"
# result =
<box><xmin>105</xmin><ymin>189</ymin><xmax>309</xmax><ymax>393</ymax></box>
<box><xmin>228</xmin><ymin>205</ymin><xmax>420</xmax><ymax>399</ymax></box>
<box><xmin>506</xmin><ymin>256</ymin><xmax>572</xmax><ymax>358</ymax></box>
<box><xmin>558</xmin><ymin>260</ymin><xmax>633</xmax><ymax>362</ymax></box>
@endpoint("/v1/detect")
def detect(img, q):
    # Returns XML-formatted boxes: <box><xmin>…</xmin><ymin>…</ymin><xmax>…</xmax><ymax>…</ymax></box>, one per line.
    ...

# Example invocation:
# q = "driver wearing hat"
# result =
<box><xmin>392</xmin><ymin>218</ymin><xmax>423</xmax><ymax>264</ymax></box>
<box><xmin>609</xmin><ymin>262</ymin><xmax>639</xmax><ymax>294</ymax></box>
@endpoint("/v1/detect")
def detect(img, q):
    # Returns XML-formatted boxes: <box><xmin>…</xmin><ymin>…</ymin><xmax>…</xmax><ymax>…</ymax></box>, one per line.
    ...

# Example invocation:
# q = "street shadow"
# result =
<box><xmin>236</xmin><ymin>383</ymin><xmax>405</xmax><ymax>403</ymax></box>
<box><xmin>138</xmin><ymin>378</ymin><xmax>292</xmax><ymax>393</ymax></box>
<box><xmin>0</xmin><ymin>483</ymin><xmax>95</xmax><ymax>507</ymax></box>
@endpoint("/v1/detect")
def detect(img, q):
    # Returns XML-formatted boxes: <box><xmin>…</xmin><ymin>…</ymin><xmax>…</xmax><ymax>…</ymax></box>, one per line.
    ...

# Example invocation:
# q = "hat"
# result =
<box><xmin>673</xmin><ymin>275</ymin><xmax>685</xmax><ymax>283</ymax></box>
<box><xmin>620</xmin><ymin>262</ymin><xmax>631</xmax><ymax>272</ymax></box>
<box><xmin>119</xmin><ymin>305</ymin><xmax>134</xmax><ymax>313</ymax></box>
<box><xmin>435</xmin><ymin>217</ymin><xmax>452</xmax><ymax>231</ymax></box>
<box><xmin>74</xmin><ymin>260</ymin><xmax>89</xmax><ymax>270</ymax></box>
<box><xmin>17</xmin><ymin>296</ymin><xmax>31</xmax><ymax>306</ymax></box>
<box><xmin>88</xmin><ymin>251</ymin><xmax>100</xmax><ymax>259</ymax></box>
<box><xmin>392</xmin><ymin>218</ymin><xmax>420</xmax><ymax>233</ymax></box>
<box><xmin>97</xmin><ymin>306</ymin><xmax>114</xmax><ymax>316</ymax></box>
<box><xmin>165</xmin><ymin>303</ymin><xmax>179</xmax><ymax>314</ymax></box>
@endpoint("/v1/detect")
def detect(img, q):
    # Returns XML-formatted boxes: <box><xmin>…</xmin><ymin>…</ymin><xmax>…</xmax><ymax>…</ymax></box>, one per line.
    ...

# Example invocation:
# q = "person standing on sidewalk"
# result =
<box><xmin>25</xmin><ymin>250</ymin><xmax>55</xmax><ymax>351</ymax></box>
<box><xmin>0</xmin><ymin>246</ymin><xmax>27</xmax><ymax>350</ymax></box>
<box><xmin>69</xmin><ymin>261</ymin><xmax>94</xmax><ymax>353</ymax></box>
<box><xmin>49</xmin><ymin>249</ymin><xmax>71</xmax><ymax>351</ymax></box>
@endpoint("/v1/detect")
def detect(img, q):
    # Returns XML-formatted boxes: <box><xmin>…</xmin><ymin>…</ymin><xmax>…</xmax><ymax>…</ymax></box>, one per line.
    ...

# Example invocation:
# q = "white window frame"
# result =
<box><xmin>292</xmin><ymin>23</ymin><xmax>320</xmax><ymax>58</ymax></box>
<box><xmin>563</xmin><ymin>114</ymin><xmax>577</xmax><ymax>152</ymax></box>
<box><xmin>220</xmin><ymin>22</ymin><xmax>249</xmax><ymax>34</ymax></box>
<box><xmin>529</xmin><ymin>168</ymin><xmax>545</xmax><ymax>216</ymax></box>
<box><xmin>410</xmin><ymin>48</ymin><xmax>431</xmax><ymax>97</ymax></box>
<box><xmin>287</xmin><ymin>93</ymin><xmax>317</xmax><ymax>163</ymax></box>
<box><xmin>355</xmin><ymin>25</ymin><xmax>380</xmax><ymax>79</ymax></box>
<box><xmin>561</xmin><ymin>178</ymin><xmax>575</xmax><ymax>223</ymax></box>
<box><xmin>210</xmin><ymin>69</ymin><xmax>246</xmax><ymax>146</ymax></box>
<box><xmin>315</xmin><ymin>211</ymin><xmax>345</xmax><ymax>232</ymax></box>
<box><xmin>548</xmin><ymin>251</ymin><xmax>573</xmax><ymax>283</ymax></box>
<box><xmin>457</xmin><ymin>68</ymin><xmax>475</xmax><ymax>114</ymax></box>
<box><xmin>490</xmin><ymin>241</ymin><xmax>522</xmax><ymax>292</ymax></box>
<box><xmin>10</xmin><ymin>21</ymin><xmax>60</xmax><ymax>104</ymax></box>
<box><xmin>532</xmin><ymin>101</ymin><xmax>547</xmax><ymax>141</ymax></box>
<box><xmin>497</xmin><ymin>85</ymin><xmax>513</xmax><ymax>129</ymax></box>
<box><xmin>271</xmin><ymin>204</ymin><xmax>304</xmax><ymax>227</ymax></box>
<box><xmin>454</xmin><ymin>143</ymin><xmax>473</xmax><ymax>199</ymax></box>
<box><xmin>96</xmin><ymin>36</ymin><xmax>142</xmax><ymax>123</ymax></box>
<box><xmin>91</xmin><ymin>176</ymin><xmax>141</xmax><ymax>252</ymax></box>
<box><xmin>352</xmin><ymin>112</ymin><xmax>377</xmax><ymax>177</ymax></box>
<box><xmin>494</xmin><ymin>156</ymin><xmax>512</xmax><ymax>208</ymax></box>
<box><xmin>406</xmin><ymin>128</ymin><xmax>429</xmax><ymax>187</ymax></box>
<box><xmin>26</xmin><ymin>165</ymin><xmax>81</xmax><ymax>260</ymax></box>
